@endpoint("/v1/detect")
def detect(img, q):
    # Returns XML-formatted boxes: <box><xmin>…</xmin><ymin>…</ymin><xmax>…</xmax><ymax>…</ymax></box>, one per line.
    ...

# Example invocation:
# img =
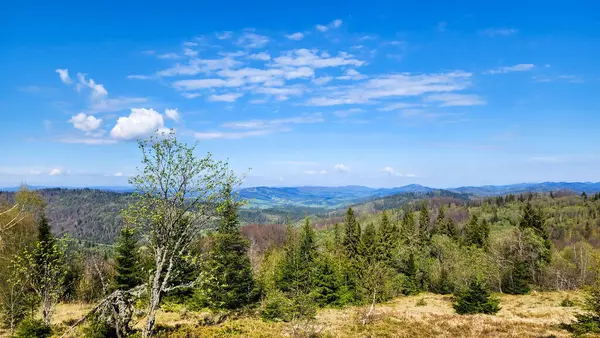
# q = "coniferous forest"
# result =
<box><xmin>2</xmin><ymin>136</ymin><xmax>600</xmax><ymax>337</ymax></box>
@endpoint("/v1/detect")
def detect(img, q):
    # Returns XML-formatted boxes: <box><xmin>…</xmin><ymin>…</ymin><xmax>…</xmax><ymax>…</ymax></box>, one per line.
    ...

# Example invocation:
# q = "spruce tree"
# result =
<box><xmin>359</xmin><ymin>222</ymin><xmax>377</xmax><ymax>265</ymax></box>
<box><xmin>519</xmin><ymin>202</ymin><xmax>551</xmax><ymax>263</ymax></box>
<box><xmin>114</xmin><ymin>226</ymin><xmax>141</xmax><ymax>290</ymax></box>
<box><xmin>418</xmin><ymin>203</ymin><xmax>431</xmax><ymax>243</ymax></box>
<box><xmin>464</xmin><ymin>214</ymin><xmax>488</xmax><ymax>248</ymax></box>
<box><xmin>401</xmin><ymin>210</ymin><xmax>416</xmax><ymax>242</ymax></box>
<box><xmin>342</xmin><ymin>208</ymin><xmax>361</xmax><ymax>260</ymax></box>
<box><xmin>504</xmin><ymin>259</ymin><xmax>531</xmax><ymax>295</ymax></box>
<box><xmin>434</xmin><ymin>207</ymin><xmax>446</xmax><ymax>236</ymax></box>
<box><xmin>312</xmin><ymin>254</ymin><xmax>347</xmax><ymax>307</ymax></box>
<box><xmin>196</xmin><ymin>189</ymin><xmax>256</xmax><ymax>310</ymax></box>
<box><xmin>453</xmin><ymin>279</ymin><xmax>500</xmax><ymax>315</ymax></box>
<box><xmin>377</xmin><ymin>212</ymin><xmax>397</xmax><ymax>264</ymax></box>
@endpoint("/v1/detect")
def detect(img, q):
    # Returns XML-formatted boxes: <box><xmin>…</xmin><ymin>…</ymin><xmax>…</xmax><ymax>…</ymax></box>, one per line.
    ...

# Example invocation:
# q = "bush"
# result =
<box><xmin>82</xmin><ymin>315</ymin><xmax>118</xmax><ymax>338</ymax></box>
<box><xmin>453</xmin><ymin>279</ymin><xmax>500</xmax><ymax>315</ymax></box>
<box><xmin>563</xmin><ymin>281</ymin><xmax>600</xmax><ymax>334</ymax></box>
<box><xmin>416</xmin><ymin>298</ymin><xmax>427</xmax><ymax>307</ymax></box>
<box><xmin>14</xmin><ymin>318</ymin><xmax>52</xmax><ymax>338</ymax></box>
<box><xmin>260</xmin><ymin>290</ymin><xmax>292</xmax><ymax>322</ymax></box>
<box><xmin>560</xmin><ymin>296</ymin><xmax>575</xmax><ymax>307</ymax></box>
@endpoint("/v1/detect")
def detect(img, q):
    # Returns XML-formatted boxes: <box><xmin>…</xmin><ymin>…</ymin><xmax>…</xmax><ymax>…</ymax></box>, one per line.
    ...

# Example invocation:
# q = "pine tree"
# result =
<box><xmin>297</xmin><ymin>217</ymin><xmax>317</xmax><ymax>289</ymax></box>
<box><xmin>333</xmin><ymin>223</ymin><xmax>341</xmax><ymax>249</ymax></box>
<box><xmin>196</xmin><ymin>190</ymin><xmax>256</xmax><ymax>310</ymax></box>
<box><xmin>401</xmin><ymin>210</ymin><xmax>416</xmax><ymax>243</ymax></box>
<box><xmin>114</xmin><ymin>226</ymin><xmax>141</xmax><ymax>290</ymax></box>
<box><xmin>343</xmin><ymin>208</ymin><xmax>361</xmax><ymax>261</ymax></box>
<box><xmin>453</xmin><ymin>279</ymin><xmax>500</xmax><ymax>315</ymax></box>
<box><xmin>312</xmin><ymin>254</ymin><xmax>347</xmax><ymax>307</ymax></box>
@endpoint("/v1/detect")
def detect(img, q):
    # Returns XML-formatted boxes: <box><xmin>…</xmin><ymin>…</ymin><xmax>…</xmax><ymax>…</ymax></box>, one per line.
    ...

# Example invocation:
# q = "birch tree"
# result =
<box><xmin>123</xmin><ymin>133</ymin><xmax>237</xmax><ymax>338</ymax></box>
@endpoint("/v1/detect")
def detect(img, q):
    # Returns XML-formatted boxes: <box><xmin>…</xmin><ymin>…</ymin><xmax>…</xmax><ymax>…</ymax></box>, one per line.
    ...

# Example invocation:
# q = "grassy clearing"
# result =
<box><xmin>0</xmin><ymin>291</ymin><xmax>593</xmax><ymax>337</ymax></box>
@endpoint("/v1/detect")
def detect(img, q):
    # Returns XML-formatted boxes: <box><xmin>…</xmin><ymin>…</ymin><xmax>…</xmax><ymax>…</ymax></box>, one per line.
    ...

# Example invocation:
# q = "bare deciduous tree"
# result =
<box><xmin>123</xmin><ymin>132</ymin><xmax>237</xmax><ymax>338</ymax></box>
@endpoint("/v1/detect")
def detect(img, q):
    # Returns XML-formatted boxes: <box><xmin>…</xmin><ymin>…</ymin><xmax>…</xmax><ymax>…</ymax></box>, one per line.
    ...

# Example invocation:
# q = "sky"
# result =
<box><xmin>1</xmin><ymin>0</ymin><xmax>599</xmax><ymax>188</ymax></box>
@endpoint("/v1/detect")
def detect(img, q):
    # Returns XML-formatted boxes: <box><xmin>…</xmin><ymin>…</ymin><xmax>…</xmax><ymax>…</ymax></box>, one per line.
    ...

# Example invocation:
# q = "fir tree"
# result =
<box><xmin>114</xmin><ymin>226</ymin><xmax>141</xmax><ymax>291</ymax></box>
<box><xmin>196</xmin><ymin>190</ymin><xmax>256</xmax><ymax>310</ymax></box>
<box><xmin>312</xmin><ymin>254</ymin><xmax>348</xmax><ymax>307</ymax></box>
<box><xmin>333</xmin><ymin>223</ymin><xmax>341</xmax><ymax>249</ymax></box>
<box><xmin>453</xmin><ymin>279</ymin><xmax>500</xmax><ymax>315</ymax></box>
<box><xmin>401</xmin><ymin>210</ymin><xmax>417</xmax><ymax>243</ymax></box>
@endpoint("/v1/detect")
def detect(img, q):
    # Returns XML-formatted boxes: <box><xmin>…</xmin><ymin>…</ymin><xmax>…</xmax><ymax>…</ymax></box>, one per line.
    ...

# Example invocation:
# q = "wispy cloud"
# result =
<box><xmin>480</xmin><ymin>27</ymin><xmax>518</xmax><ymax>36</ymax></box>
<box><xmin>424</xmin><ymin>93</ymin><xmax>486</xmax><ymax>107</ymax></box>
<box><xmin>285</xmin><ymin>32</ymin><xmax>304</xmax><ymax>41</ymax></box>
<box><xmin>334</xmin><ymin>163</ymin><xmax>349</xmax><ymax>173</ymax></box>
<box><xmin>208</xmin><ymin>93</ymin><xmax>244</xmax><ymax>102</ymax></box>
<box><xmin>56</xmin><ymin>69</ymin><xmax>72</xmax><ymax>84</ymax></box>
<box><xmin>236</xmin><ymin>31</ymin><xmax>270</xmax><ymax>48</ymax></box>
<box><xmin>316</xmin><ymin>19</ymin><xmax>343</xmax><ymax>32</ymax></box>
<box><xmin>485</xmin><ymin>64</ymin><xmax>535</xmax><ymax>75</ymax></box>
<box><xmin>381</xmin><ymin>166</ymin><xmax>416</xmax><ymax>177</ymax></box>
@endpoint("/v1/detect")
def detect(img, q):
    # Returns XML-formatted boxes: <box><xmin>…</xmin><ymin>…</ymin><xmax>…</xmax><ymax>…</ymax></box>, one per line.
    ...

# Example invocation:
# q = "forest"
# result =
<box><xmin>2</xmin><ymin>135</ymin><xmax>600</xmax><ymax>337</ymax></box>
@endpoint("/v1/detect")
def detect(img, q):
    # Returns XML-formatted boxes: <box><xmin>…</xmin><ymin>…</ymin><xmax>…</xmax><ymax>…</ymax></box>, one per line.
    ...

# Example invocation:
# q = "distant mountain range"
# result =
<box><xmin>2</xmin><ymin>182</ymin><xmax>599</xmax><ymax>209</ymax></box>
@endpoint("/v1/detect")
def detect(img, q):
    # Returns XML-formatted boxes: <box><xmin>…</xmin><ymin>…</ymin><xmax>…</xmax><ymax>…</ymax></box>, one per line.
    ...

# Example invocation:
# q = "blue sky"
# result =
<box><xmin>1</xmin><ymin>0</ymin><xmax>599</xmax><ymax>188</ymax></box>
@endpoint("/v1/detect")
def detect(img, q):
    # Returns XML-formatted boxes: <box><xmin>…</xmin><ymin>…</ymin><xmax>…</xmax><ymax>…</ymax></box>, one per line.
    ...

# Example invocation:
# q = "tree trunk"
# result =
<box><xmin>143</xmin><ymin>252</ymin><xmax>165</xmax><ymax>338</ymax></box>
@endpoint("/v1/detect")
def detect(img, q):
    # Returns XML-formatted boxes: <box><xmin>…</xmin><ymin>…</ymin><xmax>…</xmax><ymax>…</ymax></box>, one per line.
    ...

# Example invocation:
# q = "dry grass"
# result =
<box><xmin>0</xmin><ymin>290</ymin><xmax>595</xmax><ymax>337</ymax></box>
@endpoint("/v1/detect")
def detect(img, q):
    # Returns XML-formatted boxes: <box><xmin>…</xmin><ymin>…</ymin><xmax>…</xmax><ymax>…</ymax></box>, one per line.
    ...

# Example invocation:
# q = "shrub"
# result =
<box><xmin>416</xmin><ymin>298</ymin><xmax>427</xmax><ymax>307</ymax></box>
<box><xmin>563</xmin><ymin>281</ymin><xmax>600</xmax><ymax>334</ymax></box>
<box><xmin>453</xmin><ymin>279</ymin><xmax>500</xmax><ymax>315</ymax></box>
<box><xmin>14</xmin><ymin>318</ymin><xmax>52</xmax><ymax>338</ymax></box>
<box><xmin>560</xmin><ymin>296</ymin><xmax>575</xmax><ymax>307</ymax></box>
<box><xmin>82</xmin><ymin>315</ymin><xmax>118</xmax><ymax>338</ymax></box>
<box><xmin>260</xmin><ymin>290</ymin><xmax>292</xmax><ymax>322</ymax></box>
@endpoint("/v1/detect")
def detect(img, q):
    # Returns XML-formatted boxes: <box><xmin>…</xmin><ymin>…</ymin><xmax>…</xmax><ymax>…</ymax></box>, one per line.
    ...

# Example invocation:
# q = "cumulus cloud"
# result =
<box><xmin>286</xmin><ymin>32</ymin><xmax>304</xmax><ymax>40</ymax></box>
<box><xmin>337</xmin><ymin>69</ymin><xmax>367</xmax><ymax>80</ymax></box>
<box><xmin>49</xmin><ymin>169</ymin><xmax>62</xmax><ymax>176</ymax></box>
<box><xmin>68</xmin><ymin>113</ymin><xmax>103</xmax><ymax>133</ymax></box>
<box><xmin>110</xmin><ymin>108</ymin><xmax>165</xmax><ymax>141</ymax></box>
<box><xmin>165</xmin><ymin>108</ymin><xmax>180</xmax><ymax>122</ymax></box>
<box><xmin>485</xmin><ymin>64</ymin><xmax>535</xmax><ymax>75</ymax></box>
<box><xmin>381</xmin><ymin>166</ymin><xmax>416</xmax><ymax>177</ymax></box>
<box><xmin>334</xmin><ymin>164</ymin><xmax>349</xmax><ymax>173</ymax></box>
<box><xmin>56</xmin><ymin>69</ymin><xmax>72</xmax><ymax>84</ymax></box>
<box><xmin>248</xmin><ymin>52</ymin><xmax>271</xmax><ymax>61</ymax></box>
<box><xmin>236</xmin><ymin>32</ymin><xmax>269</xmax><ymax>48</ymax></box>
<box><xmin>316</xmin><ymin>19</ymin><xmax>343</xmax><ymax>32</ymax></box>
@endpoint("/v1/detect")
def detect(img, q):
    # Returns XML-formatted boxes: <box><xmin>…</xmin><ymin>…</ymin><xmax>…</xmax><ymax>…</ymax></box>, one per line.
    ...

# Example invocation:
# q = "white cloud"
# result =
<box><xmin>481</xmin><ymin>27</ymin><xmax>518</xmax><ymax>36</ymax></box>
<box><xmin>424</xmin><ymin>93</ymin><xmax>486</xmax><ymax>107</ymax></box>
<box><xmin>88</xmin><ymin>97</ymin><xmax>148</xmax><ymax>114</ymax></box>
<box><xmin>272</xmin><ymin>49</ymin><xmax>364</xmax><ymax>69</ymax></box>
<box><xmin>248</xmin><ymin>52</ymin><xmax>271</xmax><ymax>61</ymax></box>
<box><xmin>303</xmin><ymin>169</ymin><xmax>328</xmax><ymax>175</ymax></box>
<box><xmin>76</xmin><ymin>73</ymin><xmax>108</xmax><ymax>100</ymax></box>
<box><xmin>49</xmin><ymin>169</ymin><xmax>62</xmax><ymax>176</ymax></box>
<box><xmin>114</xmin><ymin>172</ymin><xmax>123</xmax><ymax>177</ymax></box>
<box><xmin>307</xmin><ymin>71</ymin><xmax>472</xmax><ymax>106</ymax></box>
<box><xmin>286</xmin><ymin>32</ymin><xmax>304</xmax><ymax>40</ymax></box>
<box><xmin>378</xmin><ymin>103</ymin><xmax>421</xmax><ymax>111</ymax></box>
<box><xmin>334</xmin><ymin>164</ymin><xmax>349</xmax><ymax>173</ymax></box>
<box><xmin>157</xmin><ymin>53</ymin><xmax>181</xmax><ymax>59</ymax></box>
<box><xmin>337</xmin><ymin>69</ymin><xmax>367</xmax><ymax>80</ymax></box>
<box><xmin>216</xmin><ymin>31</ymin><xmax>233</xmax><ymax>40</ymax></box>
<box><xmin>236</xmin><ymin>32</ymin><xmax>269</xmax><ymax>48</ymax></box>
<box><xmin>312</xmin><ymin>76</ymin><xmax>333</xmax><ymax>85</ymax></box>
<box><xmin>182</xmin><ymin>92</ymin><xmax>202</xmax><ymax>99</ymax></box>
<box><xmin>110</xmin><ymin>108</ymin><xmax>165</xmax><ymax>141</ymax></box>
<box><xmin>127</xmin><ymin>75</ymin><xmax>153</xmax><ymax>80</ymax></box>
<box><xmin>157</xmin><ymin>57</ymin><xmax>242</xmax><ymax>77</ymax></box>
<box><xmin>194</xmin><ymin>129</ymin><xmax>271</xmax><ymax>140</ymax></box>
<box><xmin>208</xmin><ymin>93</ymin><xmax>244</xmax><ymax>102</ymax></box>
<box><xmin>485</xmin><ymin>64</ymin><xmax>535</xmax><ymax>75</ymax></box>
<box><xmin>224</xmin><ymin>113</ymin><xmax>324</xmax><ymax>129</ymax></box>
<box><xmin>381</xmin><ymin>166</ymin><xmax>416</xmax><ymax>177</ymax></box>
<box><xmin>316</xmin><ymin>19</ymin><xmax>343</xmax><ymax>32</ymax></box>
<box><xmin>173</xmin><ymin>78</ymin><xmax>243</xmax><ymax>90</ymax></box>
<box><xmin>68</xmin><ymin>113</ymin><xmax>103</xmax><ymax>133</ymax></box>
<box><xmin>29</xmin><ymin>170</ymin><xmax>42</xmax><ymax>175</ymax></box>
<box><xmin>165</xmin><ymin>108</ymin><xmax>180</xmax><ymax>122</ymax></box>
<box><xmin>56</xmin><ymin>69</ymin><xmax>72</xmax><ymax>84</ymax></box>
<box><xmin>332</xmin><ymin>108</ymin><xmax>364</xmax><ymax>118</ymax></box>
<box><xmin>57</xmin><ymin>138</ymin><xmax>118</xmax><ymax>145</ymax></box>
